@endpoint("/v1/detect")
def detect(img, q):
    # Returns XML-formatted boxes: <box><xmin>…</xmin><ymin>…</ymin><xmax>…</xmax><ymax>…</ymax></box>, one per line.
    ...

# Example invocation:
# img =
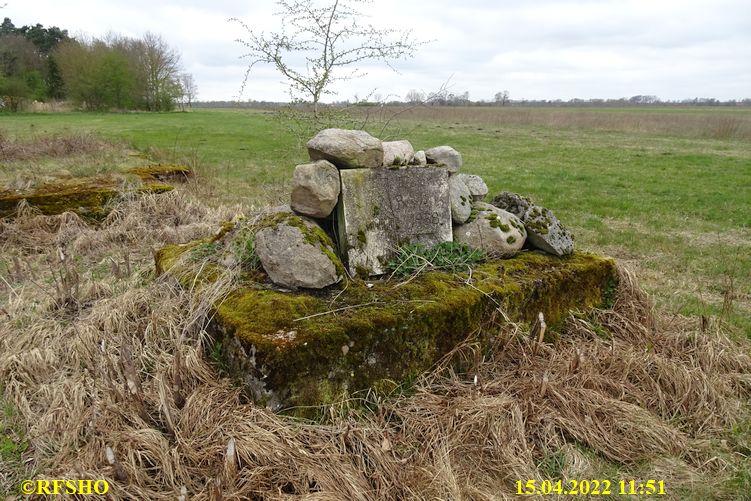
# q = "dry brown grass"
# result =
<box><xmin>352</xmin><ymin>106</ymin><xmax>751</xmax><ymax>140</ymax></box>
<box><xmin>0</xmin><ymin>132</ymin><xmax>113</xmax><ymax>162</ymax></box>
<box><xmin>1</xmin><ymin>192</ymin><xmax>751</xmax><ymax>500</ymax></box>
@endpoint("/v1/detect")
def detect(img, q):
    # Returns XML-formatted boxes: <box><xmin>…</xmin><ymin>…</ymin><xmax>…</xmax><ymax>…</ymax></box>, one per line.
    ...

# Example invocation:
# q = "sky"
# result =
<box><xmin>4</xmin><ymin>0</ymin><xmax>751</xmax><ymax>102</ymax></box>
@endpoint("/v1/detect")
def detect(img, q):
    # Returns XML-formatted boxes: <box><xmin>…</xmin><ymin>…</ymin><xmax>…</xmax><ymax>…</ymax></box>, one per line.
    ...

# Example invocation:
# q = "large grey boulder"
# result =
<box><xmin>425</xmin><ymin>145</ymin><xmax>462</xmax><ymax>173</ymax></box>
<box><xmin>255</xmin><ymin>212</ymin><xmax>344</xmax><ymax>289</ymax></box>
<box><xmin>290</xmin><ymin>160</ymin><xmax>340</xmax><ymax>218</ymax></box>
<box><xmin>337</xmin><ymin>167</ymin><xmax>452</xmax><ymax>276</ymax></box>
<box><xmin>307</xmin><ymin>128</ymin><xmax>383</xmax><ymax>169</ymax></box>
<box><xmin>382</xmin><ymin>140</ymin><xmax>414</xmax><ymax>166</ymax></box>
<box><xmin>454</xmin><ymin>173</ymin><xmax>488</xmax><ymax>201</ymax></box>
<box><xmin>453</xmin><ymin>202</ymin><xmax>526</xmax><ymax>258</ymax></box>
<box><xmin>491</xmin><ymin>192</ymin><xmax>574</xmax><ymax>256</ymax></box>
<box><xmin>448</xmin><ymin>175</ymin><xmax>472</xmax><ymax>224</ymax></box>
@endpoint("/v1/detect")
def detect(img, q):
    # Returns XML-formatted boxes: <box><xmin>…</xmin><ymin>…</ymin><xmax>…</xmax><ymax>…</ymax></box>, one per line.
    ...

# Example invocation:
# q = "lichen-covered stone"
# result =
<box><xmin>453</xmin><ymin>202</ymin><xmax>526</xmax><ymax>257</ymax></box>
<box><xmin>337</xmin><ymin>167</ymin><xmax>452</xmax><ymax>276</ymax></box>
<box><xmin>209</xmin><ymin>251</ymin><xmax>617</xmax><ymax>414</ymax></box>
<box><xmin>306</xmin><ymin>128</ymin><xmax>383</xmax><ymax>169</ymax></box>
<box><xmin>382</xmin><ymin>140</ymin><xmax>415</xmax><ymax>166</ymax></box>
<box><xmin>255</xmin><ymin>212</ymin><xmax>344</xmax><ymax>289</ymax></box>
<box><xmin>448</xmin><ymin>175</ymin><xmax>472</xmax><ymax>224</ymax></box>
<box><xmin>425</xmin><ymin>145</ymin><xmax>462</xmax><ymax>172</ymax></box>
<box><xmin>290</xmin><ymin>160</ymin><xmax>340</xmax><ymax>218</ymax></box>
<box><xmin>491</xmin><ymin>192</ymin><xmax>574</xmax><ymax>257</ymax></box>
<box><xmin>0</xmin><ymin>176</ymin><xmax>174</xmax><ymax>221</ymax></box>
<box><xmin>454</xmin><ymin>173</ymin><xmax>488</xmax><ymax>201</ymax></box>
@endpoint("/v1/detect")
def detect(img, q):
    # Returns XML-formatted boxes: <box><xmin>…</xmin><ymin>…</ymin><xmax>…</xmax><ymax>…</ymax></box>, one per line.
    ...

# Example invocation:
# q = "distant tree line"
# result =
<box><xmin>0</xmin><ymin>17</ymin><xmax>196</xmax><ymax>112</ymax></box>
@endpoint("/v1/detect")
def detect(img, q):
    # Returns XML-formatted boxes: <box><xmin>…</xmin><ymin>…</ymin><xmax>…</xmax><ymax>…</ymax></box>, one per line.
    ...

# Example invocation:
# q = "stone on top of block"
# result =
<box><xmin>306</xmin><ymin>128</ymin><xmax>383</xmax><ymax>169</ymax></box>
<box><xmin>425</xmin><ymin>145</ymin><xmax>462</xmax><ymax>172</ymax></box>
<box><xmin>382</xmin><ymin>140</ymin><xmax>415</xmax><ymax>166</ymax></box>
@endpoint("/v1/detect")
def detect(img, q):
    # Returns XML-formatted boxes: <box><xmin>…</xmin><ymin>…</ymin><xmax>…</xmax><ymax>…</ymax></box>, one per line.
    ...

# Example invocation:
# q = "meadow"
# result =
<box><xmin>1</xmin><ymin>106</ymin><xmax>750</xmax><ymax>499</ymax></box>
<box><xmin>3</xmin><ymin>106</ymin><xmax>749</xmax><ymax>332</ymax></box>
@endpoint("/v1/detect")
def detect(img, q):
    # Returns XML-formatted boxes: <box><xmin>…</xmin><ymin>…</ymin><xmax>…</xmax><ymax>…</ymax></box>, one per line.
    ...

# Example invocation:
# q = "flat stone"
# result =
<box><xmin>255</xmin><ymin>212</ymin><xmax>344</xmax><ymax>289</ymax></box>
<box><xmin>448</xmin><ymin>175</ymin><xmax>472</xmax><ymax>224</ymax></box>
<box><xmin>453</xmin><ymin>202</ymin><xmax>526</xmax><ymax>257</ymax></box>
<box><xmin>382</xmin><ymin>140</ymin><xmax>414</xmax><ymax>166</ymax></box>
<box><xmin>306</xmin><ymin>128</ymin><xmax>383</xmax><ymax>169</ymax></box>
<box><xmin>491</xmin><ymin>192</ymin><xmax>574</xmax><ymax>256</ymax></box>
<box><xmin>425</xmin><ymin>145</ymin><xmax>462</xmax><ymax>172</ymax></box>
<box><xmin>208</xmin><ymin>252</ymin><xmax>617</xmax><ymax>413</ymax></box>
<box><xmin>337</xmin><ymin>167</ymin><xmax>452</xmax><ymax>275</ymax></box>
<box><xmin>454</xmin><ymin>173</ymin><xmax>488</xmax><ymax>201</ymax></box>
<box><xmin>290</xmin><ymin>160</ymin><xmax>340</xmax><ymax>218</ymax></box>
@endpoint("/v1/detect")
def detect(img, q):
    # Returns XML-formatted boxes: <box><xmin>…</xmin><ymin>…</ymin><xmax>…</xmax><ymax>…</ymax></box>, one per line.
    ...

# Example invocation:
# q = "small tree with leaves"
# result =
<box><xmin>234</xmin><ymin>0</ymin><xmax>423</xmax><ymax>113</ymax></box>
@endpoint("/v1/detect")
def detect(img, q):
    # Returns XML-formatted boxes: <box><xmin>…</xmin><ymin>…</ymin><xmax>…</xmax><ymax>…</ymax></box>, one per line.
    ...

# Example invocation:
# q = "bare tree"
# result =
<box><xmin>233</xmin><ymin>0</ymin><xmax>424</xmax><ymax>113</ymax></box>
<box><xmin>139</xmin><ymin>32</ymin><xmax>182</xmax><ymax>111</ymax></box>
<box><xmin>494</xmin><ymin>90</ymin><xmax>509</xmax><ymax>106</ymax></box>
<box><xmin>405</xmin><ymin>89</ymin><xmax>424</xmax><ymax>104</ymax></box>
<box><xmin>180</xmin><ymin>73</ymin><xmax>197</xmax><ymax>108</ymax></box>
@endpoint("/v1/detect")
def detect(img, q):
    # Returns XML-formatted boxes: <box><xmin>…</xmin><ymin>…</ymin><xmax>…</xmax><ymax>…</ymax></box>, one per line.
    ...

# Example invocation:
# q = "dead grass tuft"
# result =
<box><xmin>0</xmin><ymin>131</ymin><xmax>112</xmax><ymax>162</ymax></box>
<box><xmin>1</xmin><ymin>194</ymin><xmax>750</xmax><ymax>499</ymax></box>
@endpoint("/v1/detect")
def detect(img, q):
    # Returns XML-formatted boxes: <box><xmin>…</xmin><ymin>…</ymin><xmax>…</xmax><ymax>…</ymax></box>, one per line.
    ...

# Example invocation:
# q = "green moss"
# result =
<box><xmin>507</xmin><ymin>235</ymin><xmax>516</xmax><ymax>244</ymax></box>
<box><xmin>0</xmin><ymin>174</ymin><xmax>175</xmax><ymax>221</ymax></box>
<box><xmin>127</xmin><ymin>163</ymin><xmax>192</xmax><ymax>182</ymax></box>
<box><xmin>357</xmin><ymin>229</ymin><xmax>367</xmax><ymax>246</ymax></box>
<box><xmin>206</xmin><ymin>251</ymin><xmax>617</xmax><ymax>415</ymax></box>
<box><xmin>255</xmin><ymin>211</ymin><xmax>346</xmax><ymax>278</ymax></box>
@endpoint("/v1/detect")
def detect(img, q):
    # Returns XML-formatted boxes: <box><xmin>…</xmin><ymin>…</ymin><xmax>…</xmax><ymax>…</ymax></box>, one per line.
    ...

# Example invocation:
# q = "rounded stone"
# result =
<box><xmin>453</xmin><ymin>202</ymin><xmax>526</xmax><ymax>257</ymax></box>
<box><xmin>425</xmin><ymin>145</ymin><xmax>462</xmax><ymax>173</ymax></box>
<box><xmin>255</xmin><ymin>213</ymin><xmax>343</xmax><ymax>289</ymax></box>
<box><xmin>290</xmin><ymin>160</ymin><xmax>341</xmax><ymax>218</ymax></box>
<box><xmin>382</xmin><ymin>140</ymin><xmax>415</xmax><ymax>166</ymax></box>
<box><xmin>306</xmin><ymin>128</ymin><xmax>383</xmax><ymax>169</ymax></box>
<box><xmin>448</xmin><ymin>175</ymin><xmax>472</xmax><ymax>224</ymax></box>
<box><xmin>491</xmin><ymin>192</ymin><xmax>574</xmax><ymax>256</ymax></box>
<box><xmin>454</xmin><ymin>173</ymin><xmax>488</xmax><ymax>201</ymax></box>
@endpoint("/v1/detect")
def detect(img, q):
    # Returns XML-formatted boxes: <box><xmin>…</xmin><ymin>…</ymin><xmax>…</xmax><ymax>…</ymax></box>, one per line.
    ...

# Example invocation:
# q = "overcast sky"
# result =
<box><xmin>4</xmin><ymin>0</ymin><xmax>751</xmax><ymax>102</ymax></box>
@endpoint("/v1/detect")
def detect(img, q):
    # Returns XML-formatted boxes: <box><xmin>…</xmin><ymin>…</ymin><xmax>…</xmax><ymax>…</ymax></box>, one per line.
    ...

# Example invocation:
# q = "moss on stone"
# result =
<box><xmin>1</xmin><ymin>174</ymin><xmax>175</xmax><ymax>221</ymax></box>
<box><xmin>127</xmin><ymin>163</ymin><xmax>192</xmax><ymax>182</ymax></box>
<box><xmin>507</xmin><ymin>235</ymin><xmax>516</xmax><ymax>244</ymax></box>
<box><xmin>206</xmin><ymin>250</ymin><xmax>617</xmax><ymax>415</ymax></box>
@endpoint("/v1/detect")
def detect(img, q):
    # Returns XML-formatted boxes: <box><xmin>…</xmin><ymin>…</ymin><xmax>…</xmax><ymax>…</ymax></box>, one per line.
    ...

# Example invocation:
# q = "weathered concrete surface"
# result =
<box><xmin>207</xmin><ymin>251</ymin><xmax>617</xmax><ymax>414</ymax></box>
<box><xmin>337</xmin><ymin>167</ymin><xmax>452</xmax><ymax>276</ymax></box>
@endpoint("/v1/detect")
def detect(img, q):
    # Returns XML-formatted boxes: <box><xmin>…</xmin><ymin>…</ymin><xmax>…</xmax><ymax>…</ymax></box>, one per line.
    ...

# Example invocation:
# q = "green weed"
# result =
<box><xmin>386</xmin><ymin>241</ymin><xmax>485</xmax><ymax>278</ymax></box>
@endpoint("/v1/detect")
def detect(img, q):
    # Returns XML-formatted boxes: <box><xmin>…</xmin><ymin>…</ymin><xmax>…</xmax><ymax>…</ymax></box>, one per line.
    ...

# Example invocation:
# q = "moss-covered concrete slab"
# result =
<box><xmin>0</xmin><ymin>175</ymin><xmax>174</xmax><ymax>221</ymax></box>
<box><xmin>127</xmin><ymin>163</ymin><xmax>193</xmax><ymax>183</ymax></box>
<box><xmin>156</xmin><ymin>242</ymin><xmax>616</xmax><ymax>413</ymax></box>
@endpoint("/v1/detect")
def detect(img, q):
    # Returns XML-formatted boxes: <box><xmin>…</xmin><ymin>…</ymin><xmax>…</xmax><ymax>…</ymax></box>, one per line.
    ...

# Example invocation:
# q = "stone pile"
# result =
<box><xmin>259</xmin><ymin>128</ymin><xmax>575</xmax><ymax>289</ymax></box>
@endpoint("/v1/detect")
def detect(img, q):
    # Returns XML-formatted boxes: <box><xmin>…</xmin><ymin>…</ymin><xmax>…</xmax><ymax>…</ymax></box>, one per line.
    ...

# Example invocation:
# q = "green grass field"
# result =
<box><xmin>3</xmin><ymin>107</ymin><xmax>749</xmax><ymax>333</ymax></box>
